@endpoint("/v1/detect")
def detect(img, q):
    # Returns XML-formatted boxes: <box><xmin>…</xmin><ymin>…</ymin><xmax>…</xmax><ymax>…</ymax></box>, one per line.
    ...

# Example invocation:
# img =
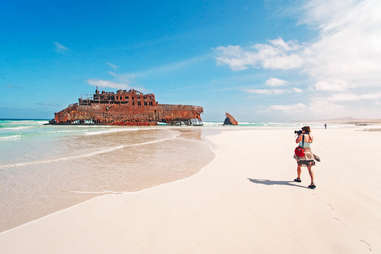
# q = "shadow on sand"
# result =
<box><xmin>248</xmin><ymin>178</ymin><xmax>309</xmax><ymax>189</ymax></box>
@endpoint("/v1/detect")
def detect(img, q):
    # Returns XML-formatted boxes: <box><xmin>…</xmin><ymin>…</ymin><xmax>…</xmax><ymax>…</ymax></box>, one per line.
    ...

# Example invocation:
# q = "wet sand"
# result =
<box><xmin>0</xmin><ymin>128</ymin><xmax>214</xmax><ymax>231</ymax></box>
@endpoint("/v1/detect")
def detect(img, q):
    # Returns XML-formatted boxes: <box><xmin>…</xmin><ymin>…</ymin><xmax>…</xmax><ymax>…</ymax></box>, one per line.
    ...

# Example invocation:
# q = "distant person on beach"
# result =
<box><xmin>324</xmin><ymin>123</ymin><xmax>327</xmax><ymax>129</ymax></box>
<box><xmin>294</xmin><ymin>126</ymin><xmax>317</xmax><ymax>189</ymax></box>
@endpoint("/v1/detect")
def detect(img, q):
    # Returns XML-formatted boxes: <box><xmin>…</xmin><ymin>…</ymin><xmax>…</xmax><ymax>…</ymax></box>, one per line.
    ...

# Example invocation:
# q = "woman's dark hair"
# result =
<box><xmin>302</xmin><ymin>126</ymin><xmax>311</xmax><ymax>133</ymax></box>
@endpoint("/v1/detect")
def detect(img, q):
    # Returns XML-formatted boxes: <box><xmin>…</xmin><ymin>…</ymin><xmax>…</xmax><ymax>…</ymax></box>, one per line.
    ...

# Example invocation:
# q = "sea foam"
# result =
<box><xmin>0</xmin><ymin>135</ymin><xmax>21</xmax><ymax>141</ymax></box>
<box><xmin>1</xmin><ymin>126</ymin><xmax>33</xmax><ymax>131</ymax></box>
<box><xmin>84</xmin><ymin>127</ymin><xmax>157</xmax><ymax>136</ymax></box>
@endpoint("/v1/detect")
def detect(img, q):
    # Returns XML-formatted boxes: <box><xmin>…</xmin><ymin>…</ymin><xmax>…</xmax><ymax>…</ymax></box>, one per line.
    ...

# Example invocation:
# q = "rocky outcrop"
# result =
<box><xmin>223</xmin><ymin>112</ymin><xmax>238</xmax><ymax>125</ymax></box>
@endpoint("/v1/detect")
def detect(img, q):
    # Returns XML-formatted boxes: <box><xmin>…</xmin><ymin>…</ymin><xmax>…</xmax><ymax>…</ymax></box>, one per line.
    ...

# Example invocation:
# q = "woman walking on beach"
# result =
<box><xmin>294</xmin><ymin>126</ymin><xmax>317</xmax><ymax>189</ymax></box>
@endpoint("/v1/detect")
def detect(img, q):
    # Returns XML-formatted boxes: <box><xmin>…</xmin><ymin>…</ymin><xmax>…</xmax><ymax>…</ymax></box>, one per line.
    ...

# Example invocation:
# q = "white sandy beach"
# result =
<box><xmin>1</xmin><ymin>128</ymin><xmax>380</xmax><ymax>253</ymax></box>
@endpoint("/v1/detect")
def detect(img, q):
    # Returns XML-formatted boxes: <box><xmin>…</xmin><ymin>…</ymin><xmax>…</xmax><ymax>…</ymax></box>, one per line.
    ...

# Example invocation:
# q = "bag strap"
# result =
<box><xmin>301</xmin><ymin>134</ymin><xmax>305</xmax><ymax>148</ymax></box>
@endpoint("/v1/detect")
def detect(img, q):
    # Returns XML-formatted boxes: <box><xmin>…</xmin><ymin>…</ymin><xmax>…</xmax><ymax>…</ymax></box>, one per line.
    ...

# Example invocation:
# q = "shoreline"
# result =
<box><xmin>1</xmin><ymin>127</ymin><xmax>381</xmax><ymax>253</ymax></box>
<box><xmin>0</xmin><ymin>137</ymin><xmax>217</xmax><ymax>236</ymax></box>
<box><xmin>0</xmin><ymin>128</ymin><xmax>215</xmax><ymax>232</ymax></box>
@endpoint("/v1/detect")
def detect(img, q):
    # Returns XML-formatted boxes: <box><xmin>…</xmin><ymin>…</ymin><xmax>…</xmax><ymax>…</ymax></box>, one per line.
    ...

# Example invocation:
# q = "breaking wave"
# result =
<box><xmin>84</xmin><ymin>127</ymin><xmax>157</xmax><ymax>136</ymax></box>
<box><xmin>1</xmin><ymin>126</ymin><xmax>33</xmax><ymax>130</ymax></box>
<box><xmin>0</xmin><ymin>135</ymin><xmax>21</xmax><ymax>141</ymax></box>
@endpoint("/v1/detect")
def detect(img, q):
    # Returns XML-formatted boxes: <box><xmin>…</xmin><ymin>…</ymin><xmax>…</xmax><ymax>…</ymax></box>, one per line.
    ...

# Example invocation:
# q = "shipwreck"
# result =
<box><xmin>50</xmin><ymin>89</ymin><xmax>203</xmax><ymax>126</ymax></box>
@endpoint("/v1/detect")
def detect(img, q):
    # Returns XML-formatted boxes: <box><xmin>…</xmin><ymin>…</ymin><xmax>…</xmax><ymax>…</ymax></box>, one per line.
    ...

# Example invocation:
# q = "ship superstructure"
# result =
<box><xmin>51</xmin><ymin>89</ymin><xmax>203</xmax><ymax>126</ymax></box>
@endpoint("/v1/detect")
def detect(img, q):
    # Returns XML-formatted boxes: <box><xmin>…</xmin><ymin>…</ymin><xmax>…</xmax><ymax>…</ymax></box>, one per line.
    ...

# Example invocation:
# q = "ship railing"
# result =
<box><xmin>159</xmin><ymin>104</ymin><xmax>203</xmax><ymax>111</ymax></box>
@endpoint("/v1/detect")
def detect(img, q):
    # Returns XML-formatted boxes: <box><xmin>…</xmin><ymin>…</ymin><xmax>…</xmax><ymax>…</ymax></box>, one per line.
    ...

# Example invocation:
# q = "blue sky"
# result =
<box><xmin>1</xmin><ymin>0</ymin><xmax>380</xmax><ymax>121</ymax></box>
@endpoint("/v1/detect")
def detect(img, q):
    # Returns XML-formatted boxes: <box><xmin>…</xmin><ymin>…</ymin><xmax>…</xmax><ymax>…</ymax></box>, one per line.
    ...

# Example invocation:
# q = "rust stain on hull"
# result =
<box><xmin>52</xmin><ymin>89</ymin><xmax>203</xmax><ymax>126</ymax></box>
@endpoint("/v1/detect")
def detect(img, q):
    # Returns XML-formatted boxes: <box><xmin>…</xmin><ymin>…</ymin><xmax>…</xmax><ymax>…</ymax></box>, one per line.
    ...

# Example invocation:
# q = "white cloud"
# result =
<box><xmin>268</xmin><ymin>103</ymin><xmax>307</xmax><ymax>112</ymax></box>
<box><xmin>327</xmin><ymin>92</ymin><xmax>381</xmax><ymax>102</ymax></box>
<box><xmin>314</xmin><ymin>80</ymin><xmax>350</xmax><ymax>91</ymax></box>
<box><xmin>246</xmin><ymin>89</ymin><xmax>285</xmax><ymax>95</ymax></box>
<box><xmin>216</xmin><ymin>0</ymin><xmax>381</xmax><ymax>118</ymax></box>
<box><xmin>106</xmin><ymin>62</ymin><xmax>119</xmax><ymax>69</ymax></box>
<box><xmin>216</xmin><ymin>38</ymin><xmax>303</xmax><ymax>70</ymax></box>
<box><xmin>246</xmin><ymin>86</ymin><xmax>302</xmax><ymax>95</ymax></box>
<box><xmin>266</xmin><ymin>94</ymin><xmax>381</xmax><ymax>119</ymax></box>
<box><xmin>300</xmin><ymin>0</ymin><xmax>381</xmax><ymax>87</ymax></box>
<box><xmin>265</xmin><ymin>93</ymin><xmax>380</xmax><ymax>120</ymax></box>
<box><xmin>217</xmin><ymin>0</ymin><xmax>381</xmax><ymax>88</ymax></box>
<box><xmin>293</xmin><ymin>87</ymin><xmax>303</xmax><ymax>93</ymax></box>
<box><xmin>87</xmin><ymin>79</ymin><xmax>129</xmax><ymax>89</ymax></box>
<box><xmin>269</xmin><ymin>38</ymin><xmax>300</xmax><ymax>51</ymax></box>
<box><xmin>308</xmin><ymin>98</ymin><xmax>347</xmax><ymax>118</ymax></box>
<box><xmin>266</xmin><ymin>78</ymin><xmax>288</xmax><ymax>87</ymax></box>
<box><xmin>54</xmin><ymin>42</ymin><xmax>68</xmax><ymax>53</ymax></box>
<box><xmin>267</xmin><ymin>100</ymin><xmax>345</xmax><ymax>118</ymax></box>
<box><xmin>108</xmin><ymin>71</ymin><xmax>118</xmax><ymax>77</ymax></box>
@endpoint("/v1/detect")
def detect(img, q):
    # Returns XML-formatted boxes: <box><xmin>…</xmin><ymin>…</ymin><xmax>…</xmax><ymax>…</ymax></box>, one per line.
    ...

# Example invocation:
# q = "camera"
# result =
<box><xmin>294</xmin><ymin>130</ymin><xmax>303</xmax><ymax>135</ymax></box>
<box><xmin>295</xmin><ymin>128</ymin><xmax>309</xmax><ymax>135</ymax></box>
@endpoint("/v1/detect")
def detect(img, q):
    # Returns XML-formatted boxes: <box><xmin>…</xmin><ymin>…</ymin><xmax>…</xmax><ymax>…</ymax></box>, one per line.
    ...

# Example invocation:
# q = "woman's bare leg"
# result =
<box><xmin>307</xmin><ymin>165</ymin><xmax>314</xmax><ymax>185</ymax></box>
<box><xmin>297</xmin><ymin>165</ymin><xmax>301</xmax><ymax>179</ymax></box>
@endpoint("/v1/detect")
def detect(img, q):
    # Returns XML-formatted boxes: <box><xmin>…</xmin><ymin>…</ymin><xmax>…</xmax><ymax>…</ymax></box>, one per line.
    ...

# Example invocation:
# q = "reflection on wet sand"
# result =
<box><xmin>0</xmin><ymin>128</ymin><xmax>214</xmax><ymax>232</ymax></box>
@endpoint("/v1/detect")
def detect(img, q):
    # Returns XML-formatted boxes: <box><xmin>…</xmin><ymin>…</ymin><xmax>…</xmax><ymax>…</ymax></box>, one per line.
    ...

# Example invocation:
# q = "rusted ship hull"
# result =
<box><xmin>51</xmin><ymin>89</ymin><xmax>203</xmax><ymax>126</ymax></box>
<box><xmin>53</xmin><ymin>103</ymin><xmax>203</xmax><ymax>126</ymax></box>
